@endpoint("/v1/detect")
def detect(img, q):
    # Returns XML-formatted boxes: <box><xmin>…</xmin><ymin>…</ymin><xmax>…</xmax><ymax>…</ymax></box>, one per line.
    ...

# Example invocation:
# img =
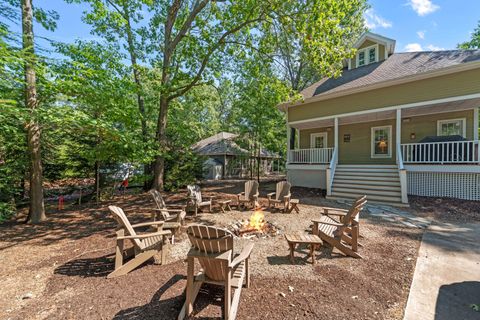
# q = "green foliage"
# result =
<box><xmin>164</xmin><ymin>150</ymin><xmax>203</xmax><ymax>192</ymax></box>
<box><xmin>458</xmin><ymin>21</ymin><xmax>480</xmax><ymax>49</ymax></box>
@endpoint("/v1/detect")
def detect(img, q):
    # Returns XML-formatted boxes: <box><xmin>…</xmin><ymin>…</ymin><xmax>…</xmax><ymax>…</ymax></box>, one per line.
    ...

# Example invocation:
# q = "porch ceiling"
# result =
<box><xmin>291</xmin><ymin>97</ymin><xmax>480</xmax><ymax>129</ymax></box>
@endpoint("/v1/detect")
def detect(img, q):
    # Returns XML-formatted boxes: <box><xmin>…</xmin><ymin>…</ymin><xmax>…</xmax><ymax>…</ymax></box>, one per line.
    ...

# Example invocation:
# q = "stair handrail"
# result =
<box><xmin>326</xmin><ymin>147</ymin><xmax>338</xmax><ymax>196</ymax></box>
<box><xmin>396</xmin><ymin>143</ymin><xmax>408</xmax><ymax>204</ymax></box>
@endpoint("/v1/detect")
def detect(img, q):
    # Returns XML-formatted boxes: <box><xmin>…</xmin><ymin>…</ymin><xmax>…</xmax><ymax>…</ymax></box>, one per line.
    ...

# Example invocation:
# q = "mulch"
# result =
<box><xmin>3</xmin><ymin>180</ymin><xmax>476</xmax><ymax>320</ymax></box>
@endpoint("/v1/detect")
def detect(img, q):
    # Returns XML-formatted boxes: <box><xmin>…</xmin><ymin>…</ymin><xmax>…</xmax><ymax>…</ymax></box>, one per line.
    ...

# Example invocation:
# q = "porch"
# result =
<box><xmin>286</xmin><ymin>95</ymin><xmax>480</xmax><ymax>204</ymax></box>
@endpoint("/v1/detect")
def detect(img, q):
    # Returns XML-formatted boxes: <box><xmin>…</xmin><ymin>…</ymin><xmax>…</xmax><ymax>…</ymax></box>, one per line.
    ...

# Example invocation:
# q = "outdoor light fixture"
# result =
<box><xmin>410</xmin><ymin>133</ymin><xmax>416</xmax><ymax>140</ymax></box>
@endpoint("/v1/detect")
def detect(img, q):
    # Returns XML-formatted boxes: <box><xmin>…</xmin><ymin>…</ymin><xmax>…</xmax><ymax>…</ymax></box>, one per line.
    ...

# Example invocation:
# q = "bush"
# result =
<box><xmin>0</xmin><ymin>201</ymin><xmax>15</xmax><ymax>223</ymax></box>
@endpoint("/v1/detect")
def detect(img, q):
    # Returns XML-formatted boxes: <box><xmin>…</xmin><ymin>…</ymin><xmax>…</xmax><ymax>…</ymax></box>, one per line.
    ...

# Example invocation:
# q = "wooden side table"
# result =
<box><xmin>214</xmin><ymin>199</ymin><xmax>232</xmax><ymax>213</ymax></box>
<box><xmin>284</xmin><ymin>233</ymin><xmax>323</xmax><ymax>264</ymax></box>
<box><xmin>286</xmin><ymin>199</ymin><xmax>300</xmax><ymax>213</ymax></box>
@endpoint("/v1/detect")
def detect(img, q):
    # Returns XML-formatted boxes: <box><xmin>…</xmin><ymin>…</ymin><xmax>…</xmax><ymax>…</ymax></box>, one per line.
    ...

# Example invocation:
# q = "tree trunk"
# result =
<box><xmin>95</xmin><ymin>161</ymin><xmax>100</xmax><ymax>205</ymax></box>
<box><xmin>121</xmin><ymin>3</ymin><xmax>150</xmax><ymax>190</ymax></box>
<box><xmin>22</xmin><ymin>0</ymin><xmax>45</xmax><ymax>223</ymax></box>
<box><xmin>153</xmin><ymin>95</ymin><xmax>169</xmax><ymax>190</ymax></box>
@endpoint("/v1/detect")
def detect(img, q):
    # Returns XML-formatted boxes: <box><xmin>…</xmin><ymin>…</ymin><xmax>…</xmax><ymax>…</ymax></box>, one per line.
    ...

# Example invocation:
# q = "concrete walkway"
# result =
<box><xmin>404</xmin><ymin>222</ymin><xmax>480</xmax><ymax>320</ymax></box>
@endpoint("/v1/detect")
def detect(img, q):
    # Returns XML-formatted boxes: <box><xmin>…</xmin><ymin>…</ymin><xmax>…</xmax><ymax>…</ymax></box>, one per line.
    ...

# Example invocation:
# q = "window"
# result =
<box><xmin>437</xmin><ymin>118</ymin><xmax>466</xmax><ymax>137</ymax></box>
<box><xmin>369</xmin><ymin>48</ymin><xmax>376</xmax><ymax>63</ymax></box>
<box><xmin>356</xmin><ymin>44</ymin><xmax>379</xmax><ymax>68</ymax></box>
<box><xmin>371</xmin><ymin>126</ymin><xmax>392</xmax><ymax>158</ymax></box>
<box><xmin>358</xmin><ymin>51</ymin><xmax>365</xmax><ymax>66</ymax></box>
<box><xmin>310</xmin><ymin>132</ymin><xmax>327</xmax><ymax>149</ymax></box>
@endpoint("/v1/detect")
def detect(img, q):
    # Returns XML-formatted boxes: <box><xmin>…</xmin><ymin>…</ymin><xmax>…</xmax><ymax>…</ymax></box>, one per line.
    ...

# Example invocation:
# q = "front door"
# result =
<box><xmin>310</xmin><ymin>132</ymin><xmax>328</xmax><ymax>149</ymax></box>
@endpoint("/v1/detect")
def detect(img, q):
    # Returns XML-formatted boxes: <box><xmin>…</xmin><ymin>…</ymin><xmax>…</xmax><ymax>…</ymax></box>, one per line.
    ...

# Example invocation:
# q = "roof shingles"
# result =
<box><xmin>301</xmin><ymin>50</ymin><xmax>480</xmax><ymax>99</ymax></box>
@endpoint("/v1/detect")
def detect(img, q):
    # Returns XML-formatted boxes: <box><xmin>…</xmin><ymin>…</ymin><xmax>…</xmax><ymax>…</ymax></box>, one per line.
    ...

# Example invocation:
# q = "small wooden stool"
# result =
<box><xmin>284</xmin><ymin>233</ymin><xmax>323</xmax><ymax>264</ymax></box>
<box><xmin>215</xmin><ymin>199</ymin><xmax>232</xmax><ymax>213</ymax></box>
<box><xmin>287</xmin><ymin>199</ymin><xmax>300</xmax><ymax>213</ymax></box>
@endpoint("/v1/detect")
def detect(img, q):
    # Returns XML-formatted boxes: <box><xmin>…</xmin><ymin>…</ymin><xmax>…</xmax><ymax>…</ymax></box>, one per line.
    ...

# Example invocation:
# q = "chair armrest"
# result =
<box><xmin>283</xmin><ymin>194</ymin><xmax>291</xmax><ymax>202</ymax></box>
<box><xmin>117</xmin><ymin>230</ymin><xmax>171</xmax><ymax>240</ymax></box>
<box><xmin>323</xmin><ymin>207</ymin><xmax>348</xmax><ymax>213</ymax></box>
<box><xmin>267</xmin><ymin>192</ymin><xmax>275</xmax><ymax>199</ymax></box>
<box><xmin>237</xmin><ymin>192</ymin><xmax>245</xmax><ymax>196</ymax></box>
<box><xmin>230</xmin><ymin>242</ymin><xmax>254</xmax><ymax>268</ymax></box>
<box><xmin>131</xmin><ymin>221</ymin><xmax>165</xmax><ymax>228</ymax></box>
<box><xmin>166</xmin><ymin>204</ymin><xmax>186</xmax><ymax>210</ymax></box>
<box><xmin>155</xmin><ymin>208</ymin><xmax>185</xmax><ymax>214</ymax></box>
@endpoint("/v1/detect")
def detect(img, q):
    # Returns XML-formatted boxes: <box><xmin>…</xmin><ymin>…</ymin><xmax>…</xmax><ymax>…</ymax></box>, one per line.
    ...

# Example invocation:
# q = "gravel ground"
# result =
<box><xmin>1</xmin><ymin>180</ymin><xmax>460</xmax><ymax>320</ymax></box>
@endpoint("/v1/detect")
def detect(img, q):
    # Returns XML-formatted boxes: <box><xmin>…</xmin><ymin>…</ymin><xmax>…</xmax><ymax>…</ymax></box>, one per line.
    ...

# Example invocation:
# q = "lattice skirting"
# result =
<box><xmin>407</xmin><ymin>172</ymin><xmax>480</xmax><ymax>201</ymax></box>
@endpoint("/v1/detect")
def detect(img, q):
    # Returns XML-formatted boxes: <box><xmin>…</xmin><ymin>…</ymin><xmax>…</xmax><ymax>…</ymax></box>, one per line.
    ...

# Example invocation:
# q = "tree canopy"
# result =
<box><xmin>0</xmin><ymin>0</ymin><xmax>368</xmax><ymax>222</ymax></box>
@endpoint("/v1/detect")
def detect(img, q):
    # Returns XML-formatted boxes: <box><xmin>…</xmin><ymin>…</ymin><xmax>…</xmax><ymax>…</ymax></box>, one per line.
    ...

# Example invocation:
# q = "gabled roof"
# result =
<box><xmin>191</xmin><ymin>132</ymin><xmax>238</xmax><ymax>150</ymax></box>
<box><xmin>193</xmin><ymin>138</ymin><xmax>249</xmax><ymax>156</ymax></box>
<box><xmin>301</xmin><ymin>50</ymin><xmax>480</xmax><ymax>100</ymax></box>
<box><xmin>354</xmin><ymin>31</ymin><xmax>396</xmax><ymax>54</ymax></box>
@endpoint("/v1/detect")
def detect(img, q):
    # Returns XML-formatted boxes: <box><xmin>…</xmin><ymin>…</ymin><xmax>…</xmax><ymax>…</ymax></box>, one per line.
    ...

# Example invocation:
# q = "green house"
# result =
<box><xmin>278</xmin><ymin>32</ymin><xmax>480</xmax><ymax>205</ymax></box>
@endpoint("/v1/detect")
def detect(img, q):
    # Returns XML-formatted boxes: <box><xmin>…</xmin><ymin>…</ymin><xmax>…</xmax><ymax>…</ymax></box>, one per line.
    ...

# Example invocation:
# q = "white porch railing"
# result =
<box><xmin>288</xmin><ymin>148</ymin><xmax>334</xmax><ymax>164</ymax></box>
<box><xmin>401</xmin><ymin>140</ymin><xmax>480</xmax><ymax>164</ymax></box>
<box><xmin>396</xmin><ymin>143</ymin><xmax>408</xmax><ymax>204</ymax></box>
<box><xmin>326</xmin><ymin>147</ymin><xmax>338</xmax><ymax>196</ymax></box>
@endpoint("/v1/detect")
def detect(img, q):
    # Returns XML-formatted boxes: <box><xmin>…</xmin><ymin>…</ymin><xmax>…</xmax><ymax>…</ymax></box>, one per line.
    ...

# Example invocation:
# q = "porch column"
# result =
<box><xmin>474</xmin><ymin>107</ymin><xmax>479</xmax><ymax>141</ymax></box>
<box><xmin>396</xmin><ymin>109</ymin><xmax>401</xmax><ymax>163</ymax></box>
<box><xmin>286</xmin><ymin>123</ymin><xmax>291</xmax><ymax>163</ymax></box>
<box><xmin>334</xmin><ymin>117</ymin><xmax>338</xmax><ymax>164</ymax></box>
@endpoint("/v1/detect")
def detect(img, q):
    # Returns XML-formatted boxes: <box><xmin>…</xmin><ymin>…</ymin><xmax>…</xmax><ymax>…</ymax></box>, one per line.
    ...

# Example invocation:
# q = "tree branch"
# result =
<box><xmin>168</xmin><ymin>14</ymin><xmax>266</xmax><ymax>100</ymax></box>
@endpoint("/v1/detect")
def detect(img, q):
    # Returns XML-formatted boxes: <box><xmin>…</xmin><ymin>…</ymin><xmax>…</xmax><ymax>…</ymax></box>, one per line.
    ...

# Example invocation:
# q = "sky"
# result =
<box><xmin>8</xmin><ymin>0</ymin><xmax>480</xmax><ymax>54</ymax></box>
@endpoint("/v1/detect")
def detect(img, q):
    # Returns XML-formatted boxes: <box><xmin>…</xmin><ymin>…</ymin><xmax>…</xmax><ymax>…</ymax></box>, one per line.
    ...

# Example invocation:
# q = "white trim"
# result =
<box><xmin>371</xmin><ymin>125</ymin><xmax>392</xmax><ymax>158</ymax></box>
<box><xmin>404</xmin><ymin>164</ymin><xmax>480</xmax><ymax>173</ymax></box>
<box><xmin>278</xmin><ymin>61</ymin><xmax>480</xmax><ymax>111</ymax></box>
<box><xmin>334</xmin><ymin>117</ymin><xmax>339</xmax><ymax>151</ymax></box>
<box><xmin>288</xmin><ymin>93</ymin><xmax>480</xmax><ymax>126</ymax></box>
<box><xmin>348</xmin><ymin>59</ymin><xmax>352</xmax><ymax>70</ymax></box>
<box><xmin>437</xmin><ymin>118</ymin><xmax>466</xmax><ymax>137</ymax></box>
<box><xmin>296</xmin><ymin>128</ymin><xmax>300</xmax><ymax>149</ymax></box>
<box><xmin>474</xmin><ymin>107</ymin><xmax>479</xmax><ymax>141</ymax></box>
<box><xmin>286</xmin><ymin>164</ymin><xmax>328</xmax><ymax>170</ymax></box>
<box><xmin>353</xmin><ymin>32</ymin><xmax>396</xmax><ymax>52</ymax></box>
<box><xmin>310</xmin><ymin>132</ymin><xmax>328</xmax><ymax>148</ymax></box>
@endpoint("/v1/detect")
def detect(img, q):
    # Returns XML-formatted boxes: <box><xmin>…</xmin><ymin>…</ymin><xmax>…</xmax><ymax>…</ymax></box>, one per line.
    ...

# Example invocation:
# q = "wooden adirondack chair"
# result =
<box><xmin>149</xmin><ymin>190</ymin><xmax>186</xmax><ymax>241</ymax></box>
<box><xmin>178</xmin><ymin>225</ymin><xmax>254</xmax><ymax>320</ymax></box>
<box><xmin>186</xmin><ymin>185</ymin><xmax>213</xmax><ymax>216</ymax></box>
<box><xmin>236</xmin><ymin>180</ymin><xmax>259</xmax><ymax>210</ymax></box>
<box><xmin>311</xmin><ymin>196</ymin><xmax>367</xmax><ymax>259</ymax></box>
<box><xmin>320</xmin><ymin>195</ymin><xmax>367</xmax><ymax>236</ymax></box>
<box><xmin>267</xmin><ymin>181</ymin><xmax>291</xmax><ymax>212</ymax></box>
<box><xmin>108</xmin><ymin>205</ymin><xmax>171</xmax><ymax>278</ymax></box>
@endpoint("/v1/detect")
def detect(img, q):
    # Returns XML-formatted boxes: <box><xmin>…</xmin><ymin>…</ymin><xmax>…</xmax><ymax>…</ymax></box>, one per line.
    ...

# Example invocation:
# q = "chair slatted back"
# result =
<box><xmin>187</xmin><ymin>225</ymin><xmax>234</xmax><ymax>281</ymax></box>
<box><xmin>187</xmin><ymin>185</ymin><xmax>203</xmax><ymax>203</ymax></box>
<box><xmin>337</xmin><ymin>196</ymin><xmax>367</xmax><ymax>236</ymax></box>
<box><xmin>108</xmin><ymin>205</ymin><xmax>143</xmax><ymax>248</ymax></box>
<box><xmin>244</xmin><ymin>180</ymin><xmax>259</xmax><ymax>200</ymax></box>
<box><xmin>149</xmin><ymin>189</ymin><xmax>170</xmax><ymax>220</ymax></box>
<box><xmin>275</xmin><ymin>181</ymin><xmax>291</xmax><ymax>201</ymax></box>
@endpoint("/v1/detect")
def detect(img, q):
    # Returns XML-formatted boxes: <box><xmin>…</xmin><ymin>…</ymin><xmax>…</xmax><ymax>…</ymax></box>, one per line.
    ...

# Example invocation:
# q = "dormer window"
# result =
<box><xmin>358</xmin><ymin>51</ymin><xmax>365</xmax><ymax>66</ymax></box>
<box><xmin>356</xmin><ymin>44</ymin><xmax>379</xmax><ymax>67</ymax></box>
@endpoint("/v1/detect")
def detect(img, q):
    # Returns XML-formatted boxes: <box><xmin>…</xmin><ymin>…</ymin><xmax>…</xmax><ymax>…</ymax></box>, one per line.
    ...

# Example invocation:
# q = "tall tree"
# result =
<box><xmin>458</xmin><ymin>21</ymin><xmax>480</xmax><ymax>49</ymax></box>
<box><xmin>22</xmin><ymin>0</ymin><xmax>45</xmax><ymax>223</ymax></box>
<box><xmin>150</xmin><ymin>0</ymin><xmax>367</xmax><ymax>190</ymax></box>
<box><xmin>72</xmin><ymin>0</ymin><xmax>153</xmax><ymax>189</ymax></box>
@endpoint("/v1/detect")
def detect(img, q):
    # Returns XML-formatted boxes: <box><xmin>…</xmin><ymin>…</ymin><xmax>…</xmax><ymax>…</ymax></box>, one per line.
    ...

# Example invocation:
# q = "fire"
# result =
<box><xmin>246</xmin><ymin>210</ymin><xmax>265</xmax><ymax>231</ymax></box>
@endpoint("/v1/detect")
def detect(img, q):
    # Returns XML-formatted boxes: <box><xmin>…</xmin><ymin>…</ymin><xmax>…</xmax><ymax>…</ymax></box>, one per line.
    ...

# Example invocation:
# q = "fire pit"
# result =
<box><xmin>228</xmin><ymin>210</ymin><xmax>281</xmax><ymax>239</ymax></box>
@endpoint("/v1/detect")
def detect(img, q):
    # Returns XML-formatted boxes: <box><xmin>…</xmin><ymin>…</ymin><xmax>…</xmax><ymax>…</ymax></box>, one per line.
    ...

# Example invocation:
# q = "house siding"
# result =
<box><xmin>338</xmin><ymin>119</ymin><xmax>397</xmax><ymax>164</ymax></box>
<box><xmin>401</xmin><ymin>110</ymin><xmax>474</xmax><ymax>142</ymax></box>
<box><xmin>299</xmin><ymin>127</ymin><xmax>334</xmax><ymax>149</ymax></box>
<box><xmin>288</xmin><ymin>68</ymin><xmax>480</xmax><ymax>122</ymax></box>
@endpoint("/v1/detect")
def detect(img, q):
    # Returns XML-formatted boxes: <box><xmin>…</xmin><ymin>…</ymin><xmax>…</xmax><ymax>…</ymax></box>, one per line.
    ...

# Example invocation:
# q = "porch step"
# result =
<box><xmin>335</xmin><ymin>175</ymin><xmax>400</xmax><ymax>182</ymax></box>
<box><xmin>330</xmin><ymin>164</ymin><xmax>407</xmax><ymax>206</ymax></box>
<box><xmin>333</xmin><ymin>182</ymin><xmax>401</xmax><ymax>192</ymax></box>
